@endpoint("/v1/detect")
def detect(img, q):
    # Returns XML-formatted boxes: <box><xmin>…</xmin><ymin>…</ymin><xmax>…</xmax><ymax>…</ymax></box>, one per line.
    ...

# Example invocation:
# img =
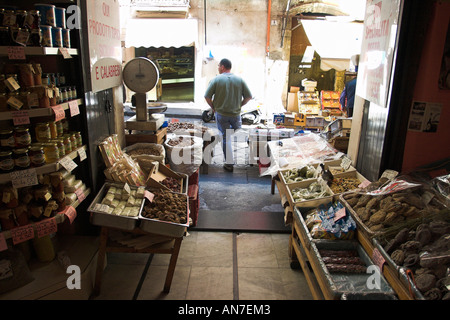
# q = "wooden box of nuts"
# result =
<box><xmin>328</xmin><ymin>171</ymin><xmax>369</xmax><ymax>196</ymax></box>
<box><xmin>139</xmin><ymin>189</ymin><xmax>189</xmax><ymax>237</ymax></box>
<box><xmin>124</xmin><ymin>143</ymin><xmax>165</xmax><ymax>164</ymax></box>
<box><xmin>146</xmin><ymin>164</ymin><xmax>188</xmax><ymax>194</ymax></box>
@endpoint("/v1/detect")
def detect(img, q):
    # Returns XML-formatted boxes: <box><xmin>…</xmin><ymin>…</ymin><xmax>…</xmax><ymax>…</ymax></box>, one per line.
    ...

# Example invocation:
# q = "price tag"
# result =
<box><xmin>10</xmin><ymin>168</ymin><xmax>38</xmax><ymax>189</ymax></box>
<box><xmin>358</xmin><ymin>180</ymin><xmax>371</xmax><ymax>189</ymax></box>
<box><xmin>60</xmin><ymin>205</ymin><xmax>76</xmax><ymax>223</ymax></box>
<box><xmin>372</xmin><ymin>248</ymin><xmax>385</xmax><ymax>272</ymax></box>
<box><xmin>35</xmin><ymin>218</ymin><xmax>57</xmax><ymax>238</ymax></box>
<box><xmin>4</xmin><ymin>76</ymin><xmax>20</xmax><ymax>92</ymax></box>
<box><xmin>11</xmin><ymin>224</ymin><xmax>34</xmax><ymax>245</ymax></box>
<box><xmin>58</xmin><ymin>156</ymin><xmax>78</xmax><ymax>172</ymax></box>
<box><xmin>78</xmin><ymin>148</ymin><xmax>87</xmax><ymax>161</ymax></box>
<box><xmin>75</xmin><ymin>188</ymin><xmax>85</xmax><ymax>203</ymax></box>
<box><xmin>69</xmin><ymin>100</ymin><xmax>79</xmax><ymax>117</ymax></box>
<box><xmin>340</xmin><ymin>156</ymin><xmax>352</xmax><ymax>171</ymax></box>
<box><xmin>12</xmin><ymin>110</ymin><xmax>30</xmax><ymax>126</ymax></box>
<box><xmin>333</xmin><ymin>207</ymin><xmax>346</xmax><ymax>222</ymax></box>
<box><xmin>0</xmin><ymin>233</ymin><xmax>7</xmax><ymax>252</ymax></box>
<box><xmin>144</xmin><ymin>190</ymin><xmax>155</xmax><ymax>202</ymax></box>
<box><xmin>59</xmin><ymin>48</ymin><xmax>72</xmax><ymax>59</ymax></box>
<box><xmin>171</xmin><ymin>118</ymin><xmax>180</xmax><ymax>123</ymax></box>
<box><xmin>7</xmin><ymin>46</ymin><xmax>25</xmax><ymax>60</ymax></box>
<box><xmin>380</xmin><ymin>169</ymin><xmax>398</xmax><ymax>181</ymax></box>
<box><xmin>52</xmin><ymin>105</ymin><xmax>65</xmax><ymax>121</ymax></box>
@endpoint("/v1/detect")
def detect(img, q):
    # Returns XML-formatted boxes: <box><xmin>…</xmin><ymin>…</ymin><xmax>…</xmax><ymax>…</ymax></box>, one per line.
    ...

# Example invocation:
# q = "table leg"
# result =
<box><xmin>93</xmin><ymin>227</ymin><xmax>109</xmax><ymax>296</ymax></box>
<box><xmin>163</xmin><ymin>236</ymin><xmax>183</xmax><ymax>293</ymax></box>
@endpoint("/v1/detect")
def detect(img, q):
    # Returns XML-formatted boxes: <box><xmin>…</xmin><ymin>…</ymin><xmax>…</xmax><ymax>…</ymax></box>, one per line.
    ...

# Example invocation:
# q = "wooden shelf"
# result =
<box><xmin>0</xmin><ymin>145</ymin><xmax>87</xmax><ymax>184</ymax></box>
<box><xmin>0</xmin><ymin>46</ymin><xmax>78</xmax><ymax>56</ymax></box>
<box><xmin>0</xmin><ymin>99</ymin><xmax>83</xmax><ymax>121</ymax></box>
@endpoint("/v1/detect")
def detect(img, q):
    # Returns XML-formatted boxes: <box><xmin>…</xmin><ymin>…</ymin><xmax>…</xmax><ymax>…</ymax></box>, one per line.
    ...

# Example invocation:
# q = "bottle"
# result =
<box><xmin>55</xmin><ymin>120</ymin><xmax>63</xmax><ymax>137</ymax></box>
<box><xmin>62</xmin><ymin>134</ymin><xmax>72</xmax><ymax>154</ymax></box>
<box><xmin>52</xmin><ymin>138</ymin><xmax>64</xmax><ymax>157</ymax></box>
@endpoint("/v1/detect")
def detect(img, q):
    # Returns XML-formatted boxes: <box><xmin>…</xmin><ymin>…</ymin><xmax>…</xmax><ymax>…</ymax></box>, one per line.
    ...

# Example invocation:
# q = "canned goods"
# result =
<box><xmin>40</xmin><ymin>25</ymin><xmax>52</xmax><ymax>47</ymax></box>
<box><xmin>51</xmin><ymin>27</ymin><xmax>62</xmax><ymax>47</ymax></box>
<box><xmin>62</xmin><ymin>28</ymin><xmax>70</xmax><ymax>48</ymax></box>
<box><xmin>34</xmin><ymin>3</ymin><xmax>55</xmax><ymax>27</ymax></box>
<box><xmin>0</xmin><ymin>150</ymin><xmax>14</xmax><ymax>173</ymax></box>
<box><xmin>55</xmin><ymin>7</ymin><xmax>66</xmax><ymax>29</ymax></box>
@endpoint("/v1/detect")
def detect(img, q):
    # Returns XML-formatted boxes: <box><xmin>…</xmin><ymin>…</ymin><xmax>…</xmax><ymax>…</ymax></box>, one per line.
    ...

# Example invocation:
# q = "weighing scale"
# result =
<box><xmin>123</xmin><ymin>57</ymin><xmax>165</xmax><ymax>131</ymax></box>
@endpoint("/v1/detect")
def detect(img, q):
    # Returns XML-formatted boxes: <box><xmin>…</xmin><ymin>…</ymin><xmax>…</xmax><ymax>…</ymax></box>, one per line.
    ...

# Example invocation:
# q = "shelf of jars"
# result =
<box><xmin>0</xmin><ymin>46</ymin><xmax>78</xmax><ymax>57</ymax></box>
<box><xmin>0</xmin><ymin>187</ymin><xmax>91</xmax><ymax>241</ymax></box>
<box><xmin>0</xmin><ymin>98</ymin><xmax>82</xmax><ymax>121</ymax></box>
<box><xmin>0</xmin><ymin>145</ymin><xmax>87</xmax><ymax>184</ymax></box>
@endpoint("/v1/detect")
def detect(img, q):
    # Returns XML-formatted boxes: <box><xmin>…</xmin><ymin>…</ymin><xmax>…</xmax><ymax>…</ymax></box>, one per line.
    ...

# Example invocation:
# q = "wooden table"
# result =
<box><xmin>92</xmin><ymin>226</ymin><xmax>184</xmax><ymax>296</ymax></box>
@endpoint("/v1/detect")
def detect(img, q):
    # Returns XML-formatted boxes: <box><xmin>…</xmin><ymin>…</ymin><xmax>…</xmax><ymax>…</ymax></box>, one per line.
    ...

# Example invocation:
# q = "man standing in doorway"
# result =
<box><xmin>204</xmin><ymin>58</ymin><xmax>252</xmax><ymax>172</ymax></box>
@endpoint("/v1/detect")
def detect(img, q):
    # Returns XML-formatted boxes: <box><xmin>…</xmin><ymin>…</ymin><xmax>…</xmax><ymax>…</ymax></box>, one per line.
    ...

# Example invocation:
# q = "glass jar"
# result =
<box><xmin>33</xmin><ymin>63</ymin><xmax>42</xmax><ymax>85</ymax></box>
<box><xmin>68</xmin><ymin>132</ymin><xmax>77</xmax><ymax>149</ymax></box>
<box><xmin>61</xmin><ymin>118</ymin><xmax>69</xmax><ymax>133</ymax></box>
<box><xmin>0</xmin><ymin>129</ymin><xmax>14</xmax><ymax>149</ymax></box>
<box><xmin>25</xmin><ymin>10</ymin><xmax>40</xmax><ymax>30</ymax></box>
<box><xmin>43</xmin><ymin>142</ymin><xmax>59</xmax><ymax>163</ymax></box>
<box><xmin>29</xmin><ymin>144</ymin><xmax>45</xmax><ymax>167</ymax></box>
<box><xmin>71</xmin><ymin>86</ymin><xmax>77</xmax><ymax>99</ymax></box>
<box><xmin>62</xmin><ymin>134</ymin><xmax>72</xmax><ymax>154</ymax></box>
<box><xmin>55</xmin><ymin>120</ymin><xmax>63</xmax><ymax>137</ymax></box>
<box><xmin>66</xmin><ymin>87</ymin><xmax>72</xmax><ymax>100</ymax></box>
<box><xmin>52</xmin><ymin>138</ymin><xmax>64</xmax><ymax>157</ymax></box>
<box><xmin>14</xmin><ymin>127</ymin><xmax>31</xmax><ymax>148</ymax></box>
<box><xmin>60</xmin><ymin>87</ymin><xmax>67</xmax><ymax>102</ymax></box>
<box><xmin>35</xmin><ymin>122</ymin><xmax>51</xmax><ymax>142</ymax></box>
<box><xmin>18</xmin><ymin>64</ymin><xmax>35</xmax><ymax>88</ymax></box>
<box><xmin>74</xmin><ymin>131</ymin><xmax>82</xmax><ymax>147</ymax></box>
<box><xmin>49</xmin><ymin>121</ymin><xmax>57</xmax><ymax>139</ymax></box>
<box><xmin>41</xmin><ymin>73</ymin><xmax>49</xmax><ymax>86</ymax></box>
<box><xmin>19</xmin><ymin>91</ymin><xmax>31</xmax><ymax>109</ymax></box>
<box><xmin>13</xmin><ymin>147</ymin><xmax>30</xmax><ymax>170</ymax></box>
<box><xmin>0</xmin><ymin>150</ymin><xmax>14</xmax><ymax>173</ymax></box>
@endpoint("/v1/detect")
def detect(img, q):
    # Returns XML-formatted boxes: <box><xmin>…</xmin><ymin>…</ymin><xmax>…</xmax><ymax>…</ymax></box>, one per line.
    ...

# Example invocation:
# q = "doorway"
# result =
<box><xmin>135</xmin><ymin>46</ymin><xmax>195</xmax><ymax>102</ymax></box>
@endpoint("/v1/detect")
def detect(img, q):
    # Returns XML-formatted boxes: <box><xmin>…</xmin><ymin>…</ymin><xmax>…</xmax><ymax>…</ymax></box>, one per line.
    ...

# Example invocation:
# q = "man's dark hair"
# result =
<box><xmin>219</xmin><ymin>58</ymin><xmax>232</xmax><ymax>70</ymax></box>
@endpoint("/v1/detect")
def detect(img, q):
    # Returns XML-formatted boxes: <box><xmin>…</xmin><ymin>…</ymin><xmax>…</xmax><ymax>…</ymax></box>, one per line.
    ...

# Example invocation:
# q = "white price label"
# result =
<box><xmin>381</xmin><ymin>169</ymin><xmax>398</xmax><ymax>181</ymax></box>
<box><xmin>59</xmin><ymin>48</ymin><xmax>72</xmax><ymax>59</ymax></box>
<box><xmin>59</xmin><ymin>156</ymin><xmax>78</xmax><ymax>172</ymax></box>
<box><xmin>10</xmin><ymin>168</ymin><xmax>38</xmax><ymax>189</ymax></box>
<box><xmin>340</xmin><ymin>156</ymin><xmax>352</xmax><ymax>171</ymax></box>
<box><xmin>78</xmin><ymin>147</ymin><xmax>87</xmax><ymax>161</ymax></box>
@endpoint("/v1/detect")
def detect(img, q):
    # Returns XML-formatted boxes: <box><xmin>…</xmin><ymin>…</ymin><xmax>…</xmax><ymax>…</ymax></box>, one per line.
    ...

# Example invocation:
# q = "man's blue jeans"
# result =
<box><xmin>216</xmin><ymin>112</ymin><xmax>241</xmax><ymax>165</ymax></box>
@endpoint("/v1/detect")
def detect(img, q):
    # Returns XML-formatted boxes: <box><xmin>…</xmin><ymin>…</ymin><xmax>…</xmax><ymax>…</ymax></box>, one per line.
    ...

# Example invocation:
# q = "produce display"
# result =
<box><xmin>319</xmin><ymin>249</ymin><xmax>367</xmax><ymax>274</ymax></box>
<box><xmin>98</xmin><ymin>185</ymin><xmax>145</xmax><ymax>217</ymax></box>
<box><xmin>167</xmin><ymin>122</ymin><xmax>208</xmax><ymax>135</ymax></box>
<box><xmin>341</xmin><ymin>178</ymin><xmax>447</xmax><ymax>234</ymax></box>
<box><xmin>329</xmin><ymin>177</ymin><xmax>362</xmax><ymax>194</ymax></box>
<box><xmin>126</xmin><ymin>146</ymin><xmax>162</xmax><ymax>157</ymax></box>
<box><xmin>380</xmin><ymin>217</ymin><xmax>450</xmax><ymax>300</ymax></box>
<box><xmin>291</xmin><ymin>181</ymin><xmax>332</xmax><ymax>202</ymax></box>
<box><xmin>166</xmin><ymin>136</ymin><xmax>195</xmax><ymax>147</ymax></box>
<box><xmin>304</xmin><ymin>202</ymin><xmax>356</xmax><ymax>240</ymax></box>
<box><xmin>282</xmin><ymin>165</ymin><xmax>316</xmax><ymax>183</ymax></box>
<box><xmin>160</xmin><ymin>177</ymin><xmax>181</xmax><ymax>192</ymax></box>
<box><xmin>142</xmin><ymin>190</ymin><xmax>187</xmax><ymax>224</ymax></box>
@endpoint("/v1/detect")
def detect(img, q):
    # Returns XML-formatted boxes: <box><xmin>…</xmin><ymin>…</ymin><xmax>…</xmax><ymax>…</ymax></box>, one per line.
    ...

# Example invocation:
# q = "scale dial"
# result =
<box><xmin>122</xmin><ymin>57</ymin><xmax>159</xmax><ymax>93</ymax></box>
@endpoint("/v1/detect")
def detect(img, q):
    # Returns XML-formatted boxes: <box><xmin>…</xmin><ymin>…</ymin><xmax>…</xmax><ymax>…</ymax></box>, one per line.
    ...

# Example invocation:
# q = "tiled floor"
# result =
<box><xmin>92</xmin><ymin>231</ymin><xmax>313</xmax><ymax>300</ymax></box>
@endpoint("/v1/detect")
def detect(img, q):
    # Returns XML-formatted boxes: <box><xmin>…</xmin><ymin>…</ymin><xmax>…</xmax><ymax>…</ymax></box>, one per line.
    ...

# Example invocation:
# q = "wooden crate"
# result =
<box><xmin>125</xmin><ymin>127</ymin><xmax>167</xmax><ymax>146</ymax></box>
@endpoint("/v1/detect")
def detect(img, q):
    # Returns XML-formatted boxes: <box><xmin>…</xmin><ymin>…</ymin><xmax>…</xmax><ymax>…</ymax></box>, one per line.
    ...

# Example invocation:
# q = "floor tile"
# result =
<box><xmin>236</xmin><ymin>233</ymin><xmax>279</xmax><ymax>268</ymax></box>
<box><xmin>237</xmin><ymin>267</ymin><xmax>286</xmax><ymax>300</ymax></box>
<box><xmin>185</xmin><ymin>266</ymin><xmax>234</xmax><ymax>300</ymax></box>
<box><xmin>138</xmin><ymin>265</ymin><xmax>191</xmax><ymax>300</ymax></box>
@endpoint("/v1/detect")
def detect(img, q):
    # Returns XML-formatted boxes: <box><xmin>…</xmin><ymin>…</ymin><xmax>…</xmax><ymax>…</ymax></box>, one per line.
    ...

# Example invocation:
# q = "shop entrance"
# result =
<box><xmin>135</xmin><ymin>46</ymin><xmax>195</xmax><ymax>102</ymax></box>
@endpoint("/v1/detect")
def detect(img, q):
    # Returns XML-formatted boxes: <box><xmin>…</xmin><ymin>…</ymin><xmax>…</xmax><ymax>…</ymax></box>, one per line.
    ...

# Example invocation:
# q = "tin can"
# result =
<box><xmin>55</xmin><ymin>7</ymin><xmax>66</xmax><ymax>29</ymax></box>
<box><xmin>62</xmin><ymin>28</ymin><xmax>70</xmax><ymax>48</ymax></box>
<box><xmin>40</xmin><ymin>25</ymin><xmax>52</xmax><ymax>47</ymax></box>
<box><xmin>51</xmin><ymin>27</ymin><xmax>62</xmax><ymax>47</ymax></box>
<box><xmin>34</xmin><ymin>3</ymin><xmax>55</xmax><ymax>27</ymax></box>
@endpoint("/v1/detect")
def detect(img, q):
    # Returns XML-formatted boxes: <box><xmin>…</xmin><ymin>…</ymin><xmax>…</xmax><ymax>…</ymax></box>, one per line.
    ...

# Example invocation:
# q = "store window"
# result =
<box><xmin>134</xmin><ymin>46</ymin><xmax>195</xmax><ymax>102</ymax></box>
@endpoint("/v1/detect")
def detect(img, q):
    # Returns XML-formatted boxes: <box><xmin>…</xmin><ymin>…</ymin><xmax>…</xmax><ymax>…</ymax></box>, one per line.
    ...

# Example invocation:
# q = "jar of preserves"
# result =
<box><xmin>29</xmin><ymin>144</ymin><xmax>45</xmax><ymax>167</ymax></box>
<box><xmin>0</xmin><ymin>150</ymin><xmax>14</xmax><ymax>173</ymax></box>
<box><xmin>14</xmin><ymin>127</ymin><xmax>31</xmax><ymax>147</ymax></box>
<box><xmin>13</xmin><ymin>148</ymin><xmax>30</xmax><ymax>170</ymax></box>
<box><xmin>55</xmin><ymin>120</ymin><xmax>63</xmax><ymax>137</ymax></box>
<box><xmin>49</xmin><ymin>121</ymin><xmax>57</xmax><ymax>139</ymax></box>
<box><xmin>61</xmin><ymin>118</ymin><xmax>69</xmax><ymax>133</ymax></box>
<box><xmin>18</xmin><ymin>64</ymin><xmax>35</xmax><ymax>87</ymax></box>
<box><xmin>33</xmin><ymin>63</ymin><xmax>42</xmax><ymax>85</ymax></box>
<box><xmin>43</xmin><ymin>142</ymin><xmax>59</xmax><ymax>163</ymax></box>
<box><xmin>62</xmin><ymin>134</ymin><xmax>72</xmax><ymax>154</ymax></box>
<box><xmin>0</xmin><ymin>129</ymin><xmax>14</xmax><ymax>150</ymax></box>
<box><xmin>35</xmin><ymin>122</ymin><xmax>50</xmax><ymax>142</ymax></box>
<box><xmin>52</xmin><ymin>138</ymin><xmax>64</xmax><ymax>157</ymax></box>
<box><xmin>74</xmin><ymin>131</ymin><xmax>82</xmax><ymax>147</ymax></box>
<box><xmin>19</xmin><ymin>91</ymin><xmax>31</xmax><ymax>109</ymax></box>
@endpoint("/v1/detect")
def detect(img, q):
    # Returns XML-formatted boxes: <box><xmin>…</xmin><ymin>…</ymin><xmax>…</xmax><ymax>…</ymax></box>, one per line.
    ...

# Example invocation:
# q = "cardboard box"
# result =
<box><xmin>273</xmin><ymin>114</ymin><xmax>285</xmax><ymax>125</ymax></box>
<box><xmin>146</xmin><ymin>164</ymin><xmax>188</xmax><ymax>194</ymax></box>
<box><xmin>290</xmin><ymin>86</ymin><xmax>300</xmax><ymax>93</ymax></box>
<box><xmin>284</xmin><ymin>113</ymin><xmax>296</xmax><ymax>126</ymax></box>
<box><xmin>287</xmin><ymin>92</ymin><xmax>299</xmax><ymax>112</ymax></box>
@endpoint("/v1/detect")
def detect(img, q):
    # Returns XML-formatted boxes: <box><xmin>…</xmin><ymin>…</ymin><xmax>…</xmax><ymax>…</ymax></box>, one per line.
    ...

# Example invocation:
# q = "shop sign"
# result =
<box><xmin>356</xmin><ymin>0</ymin><xmax>401</xmax><ymax>107</ymax></box>
<box><xmin>86</xmin><ymin>0</ymin><xmax>122</xmax><ymax>93</ymax></box>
